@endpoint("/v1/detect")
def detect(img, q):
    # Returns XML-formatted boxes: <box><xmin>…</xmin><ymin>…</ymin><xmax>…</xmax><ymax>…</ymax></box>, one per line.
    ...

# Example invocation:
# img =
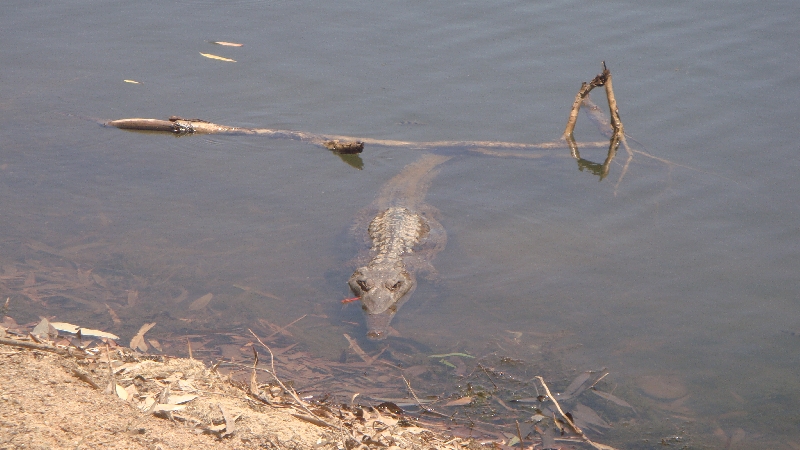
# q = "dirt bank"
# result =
<box><xmin>0</xmin><ymin>332</ymin><xmax>476</xmax><ymax>450</ymax></box>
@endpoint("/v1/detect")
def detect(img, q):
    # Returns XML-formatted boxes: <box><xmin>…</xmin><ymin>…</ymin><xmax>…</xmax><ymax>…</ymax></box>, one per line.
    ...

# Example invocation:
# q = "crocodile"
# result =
<box><xmin>348</xmin><ymin>154</ymin><xmax>451</xmax><ymax>340</ymax></box>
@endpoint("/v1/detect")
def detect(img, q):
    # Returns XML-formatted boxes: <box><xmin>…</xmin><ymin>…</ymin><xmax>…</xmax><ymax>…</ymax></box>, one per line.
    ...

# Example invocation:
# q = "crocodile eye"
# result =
<box><xmin>389</xmin><ymin>281</ymin><xmax>403</xmax><ymax>291</ymax></box>
<box><xmin>388</xmin><ymin>304</ymin><xmax>397</xmax><ymax>313</ymax></box>
<box><xmin>361</xmin><ymin>304</ymin><xmax>368</xmax><ymax>311</ymax></box>
<box><xmin>357</xmin><ymin>280</ymin><xmax>370</xmax><ymax>291</ymax></box>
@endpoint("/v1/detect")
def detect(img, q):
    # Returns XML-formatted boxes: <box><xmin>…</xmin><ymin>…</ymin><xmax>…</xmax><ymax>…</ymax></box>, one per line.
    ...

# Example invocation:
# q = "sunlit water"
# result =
<box><xmin>2</xmin><ymin>0</ymin><xmax>799</xmax><ymax>447</ymax></box>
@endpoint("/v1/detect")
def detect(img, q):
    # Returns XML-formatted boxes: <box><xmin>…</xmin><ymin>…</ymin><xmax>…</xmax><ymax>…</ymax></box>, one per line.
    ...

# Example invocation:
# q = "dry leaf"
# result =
<box><xmin>189</xmin><ymin>293</ymin><xmax>214</xmax><ymax>310</ymax></box>
<box><xmin>115</xmin><ymin>384</ymin><xmax>128</xmax><ymax>401</ymax></box>
<box><xmin>152</xmin><ymin>404</ymin><xmax>186</xmax><ymax>412</ymax></box>
<box><xmin>148</xmin><ymin>339</ymin><xmax>162</xmax><ymax>352</ymax></box>
<box><xmin>127</xmin><ymin>290</ymin><xmax>139</xmax><ymax>307</ymax></box>
<box><xmin>31</xmin><ymin>318</ymin><xmax>56</xmax><ymax>339</ymax></box>
<box><xmin>574</xmin><ymin>402</ymin><xmax>610</xmax><ymax>429</ymax></box>
<box><xmin>398</xmin><ymin>426</ymin><xmax>428</xmax><ymax>435</ymax></box>
<box><xmin>139</xmin><ymin>396</ymin><xmax>156</xmax><ymax>411</ymax></box>
<box><xmin>200</xmin><ymin>52</ymin><xmax>236</xmax><ymax>62</ymax></box>
<box><xmin>92</xmin><ymin>273</ymin><xmax>107</xmax><ymax>287</ymax></box>
<box><xmin>343</xmin><ymin>333</ymin><xmax>374</xmax><ymax>364</ymax></box>
<box><xmin>105</xmin><ymin>304</ymin><xmax>122</xmax><ymax>327</ymax></box>
<box><xmin>591</xmin><ymin>389</ymin><xmax>635</xmax><ymax>410</ymax></box>
<box><xmin>213</xmin><ymin>41</ymin><xmax>243</xmax><ymax>47</ymax></box>
<box><xmin>167</xmin><ymin>394</ymin><xmax>197</xmax><ymax>405</ymax></box>
<box><xmin>443</xmin><ymin>397</ymin><xmax>473</xmax><ymax>407</ymax></box>
<box><xmin>124</xmin><ymin>79</ymin><xmax>140</xmax><ymax>84</ymax></box>
<box><xmin>219</xmin><ymin>403</ymin><xmax>236</xmax><ymax>436</ymax></box>
<box><xmin>51</xmin><ymin>322</ymin><xmax>120</xmax><ymax>340</ymax></box>
<box><xmin>588</xmin><ymin>443</ymin><xmax>618</xmax><ymax>450</ymax></box>
<box><xmin>49</xmin><ymin>321</ymin><xmax>79</xmax><ymax>334</ymax></box>
<box><xmin>130</xmin><ymin>336</ymin><xmax>146</xmax><ymax>352</ymax></box>
<box><xmin>80</xmin><ymin>328</ymin><xmax>119</xmax><ymax>340</ymax></box>
<box><xmin>114</xmin><ymin>362</ymin><xmax>142</xmax><ymax>375</ymax></box>
<box><xmin>563</xmin><ymin>371</ymin><xmax>592</xmax><ymax>398</ymax></box>
<box><xmin>177</xmin><ymin>379</ymin><xmax>196</xmax><ymax>391</ymax></box>
<box><xmin>125</xmin><ymin>384</ymin><xmax>139</xmax><ymax>399</ymax></box>
<box><xmin>172</xmin><ymin>287</ymin><xmax>189</xmax><ymax>304</ymax></box>
<box><xmin>129</xmin><ymin>322</ymin><xmax>157</xmax><ymax>352</ymax></box>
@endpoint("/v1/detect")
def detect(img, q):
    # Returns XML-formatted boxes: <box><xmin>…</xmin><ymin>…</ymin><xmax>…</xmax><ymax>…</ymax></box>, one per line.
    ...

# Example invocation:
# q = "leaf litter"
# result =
<box><xmin>0</xmin><ymin>317</ymin><xmax>482</xmax><ymax>449</ymax></box>
<box><xmin>0</xmin><ymin>237</ymin><xmax>767</xmax><ymax>448</ymax></box>
<box><xmin>1</xmin><ymin>305</ymin><xmax>649</xmax><ymax>449</ymax></box>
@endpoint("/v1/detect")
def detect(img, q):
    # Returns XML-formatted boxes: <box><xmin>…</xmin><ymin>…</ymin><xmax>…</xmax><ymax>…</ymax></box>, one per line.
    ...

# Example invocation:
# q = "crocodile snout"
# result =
<box><xmin>349</xmin><ymin>264</ymin><xmax>415</xmax><ymax>339</ymax></box>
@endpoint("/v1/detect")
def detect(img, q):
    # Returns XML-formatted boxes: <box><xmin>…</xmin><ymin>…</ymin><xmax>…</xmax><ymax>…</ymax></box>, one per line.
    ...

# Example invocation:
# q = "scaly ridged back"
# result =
<box><xmin>367</xmin><ymin>207</ymin><xmax>429</xmax><ymax>265</ymax></box>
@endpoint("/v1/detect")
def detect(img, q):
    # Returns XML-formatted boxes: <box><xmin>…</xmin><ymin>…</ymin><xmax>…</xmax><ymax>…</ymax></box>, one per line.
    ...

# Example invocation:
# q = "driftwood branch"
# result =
<box><xmin>564</xmin><ymin>61</ymin><xmax>622</xmax><ymax>139</ymax></box>
<box><xmin>106</xmin><ymin>116</ymin><xmax>611</xmax><ymax>154</ymax></box>
<box><xmin>105</xmin><ymin>64</ymin><xmax>625</xmax><ymax>159</ymax></box>
<box><xmin>103</xmin><ymin>63</ymin><xmax>654</xmax><ymax>187</ymax></box>
<box><xmin>560</xmin><ymin>62</ymin><xmax>636</xmax><ymax>184</ymax></box>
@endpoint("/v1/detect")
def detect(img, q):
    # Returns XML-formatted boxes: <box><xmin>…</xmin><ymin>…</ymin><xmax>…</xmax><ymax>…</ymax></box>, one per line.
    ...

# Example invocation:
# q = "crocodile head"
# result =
<box><xmin>348</xmin><ymin>263</ymin><xmax>415</xmax><ymax>340</ymax></box>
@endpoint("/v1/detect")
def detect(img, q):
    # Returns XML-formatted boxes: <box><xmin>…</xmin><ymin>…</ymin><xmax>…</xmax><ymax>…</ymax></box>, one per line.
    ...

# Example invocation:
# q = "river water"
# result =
<box><xmin>2</xmin><ymin>0</ymin><xmax>799</xmax><ymax>447</ymax></box>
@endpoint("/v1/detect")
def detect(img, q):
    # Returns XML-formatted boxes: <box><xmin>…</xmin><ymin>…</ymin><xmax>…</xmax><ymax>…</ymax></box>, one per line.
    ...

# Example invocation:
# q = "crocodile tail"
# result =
<box><xmin>375</xmin><ymin>154</ymin><xmax>452</xmax><ymax>210</ymax></box>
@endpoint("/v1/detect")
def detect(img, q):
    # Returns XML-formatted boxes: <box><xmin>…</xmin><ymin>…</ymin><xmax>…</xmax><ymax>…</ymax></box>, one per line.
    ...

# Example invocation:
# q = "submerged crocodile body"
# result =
<box><xmin>348</xmin><ymin>154</ymin><xmax>451</xmax><ymax>340</ymax></box>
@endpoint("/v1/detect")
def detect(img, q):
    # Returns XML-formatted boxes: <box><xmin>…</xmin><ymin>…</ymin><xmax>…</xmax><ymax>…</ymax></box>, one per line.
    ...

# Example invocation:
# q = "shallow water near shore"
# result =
<box><xmin>2</xmin><ymin>0</ymin><xmax>800</xmax><ymax>447</ymax></box>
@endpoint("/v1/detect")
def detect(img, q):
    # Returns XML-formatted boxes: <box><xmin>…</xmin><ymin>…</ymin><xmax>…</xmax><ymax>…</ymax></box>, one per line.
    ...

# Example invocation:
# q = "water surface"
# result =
<box><xmin>2</xmin><ymin>0</ymin><xmax>799</xmax><ymax>447</ymax></box>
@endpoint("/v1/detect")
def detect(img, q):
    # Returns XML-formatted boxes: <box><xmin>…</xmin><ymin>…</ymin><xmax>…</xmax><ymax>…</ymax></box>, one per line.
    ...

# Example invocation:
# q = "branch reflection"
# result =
<box><xmin>567</xmin><ymin>132</ymin><xmax>621</xmax><ymax>180</ymax></box>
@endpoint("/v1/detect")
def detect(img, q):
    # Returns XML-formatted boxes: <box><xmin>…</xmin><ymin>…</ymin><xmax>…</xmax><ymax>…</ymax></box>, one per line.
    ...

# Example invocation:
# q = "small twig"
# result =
<box><xmin>71</xmin><ymin>368</ymin><xmax>101</xmax><ymax>390</ymax></box>
<box><xmin>589</xmin><ymin>371</ymin><xmax>610</xmax><ymax>389</ymax></box>
<box><xmin>250</xmin><ymin>346</ymin><xmax>260</xmax><ymax>396</ymax></box>
<box><xmin>515</xmin><ymin>419</ymin><xmax>524</xmax><ymax>448</ymax></box>
<box><xmin>401</xmin><ymin>375</ymin><xmax>428</xmax><ymax>411</ymax></box>
<box><xmin>565</xmin><ymin>82</ymin><xmax>592</xmax><ymax>139</ymax></box>
<box><xmin>602</xmin><ymin>62</ymin><xmax>624</xmax><ymax>137</ymax></box>
<box><xmin>477</xmin><ymin>364</ymin><xmax>498</xmax><ymax>391</ymax></box>
<box><xmin>536</xmin><ymin>376</ymin><xmax>580</xmax><ymax>433</ymax></box>
<box><xmin>251</xmin><ymin>346</ymin><xmax>259</xmax><ymax>367</ymax></box>
<box><xmin>342</xmin><ymin>333</ymin><xmax>386</xmax><ymax>365</ymax></box>
<box><xmin>264</xmin><ymin>314</ymin><xmax>307</xmax><ymax>341</ymax></box>
<box><xmin>292</xmin><ymin>413</ymin><xmax>333</xmax><ymax>429</ymax></box>
<box><xmin>401</xmin><ymin>375</ymin><xmax>447</xmax><ymax>418</ymax></box>
<box><xmin>0</xmin><ymin>336</ymin><xmax>70</xmax><ymax>356</ymax></box>
<box><xmin>535</xmin><ymin>376</ymin><xmax>618</xmax><ymax>450</ymax></box>
<box><xmin>248</xmin><ymin>328</ymin><xmax>338</xmax><ymax>429</ymax></box>
<box><xmin>564</xmin><ymin>64</ymin><xmax>610</xmax><ymax>139</ymax></box>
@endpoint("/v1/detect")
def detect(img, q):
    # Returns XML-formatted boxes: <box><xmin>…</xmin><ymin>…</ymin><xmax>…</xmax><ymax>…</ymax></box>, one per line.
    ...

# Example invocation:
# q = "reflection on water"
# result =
<box><xmin>2</xmin><ymin>0</ymin><xmax>800</xmax><ymax>447</ymax></box>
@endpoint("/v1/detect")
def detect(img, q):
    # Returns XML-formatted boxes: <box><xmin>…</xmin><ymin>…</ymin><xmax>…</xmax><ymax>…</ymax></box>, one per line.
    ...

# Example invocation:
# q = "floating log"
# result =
<box><xmin>105</xmin><ymin>63</ymin><xmax>627</xmax><ymax>161</ymax></box>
